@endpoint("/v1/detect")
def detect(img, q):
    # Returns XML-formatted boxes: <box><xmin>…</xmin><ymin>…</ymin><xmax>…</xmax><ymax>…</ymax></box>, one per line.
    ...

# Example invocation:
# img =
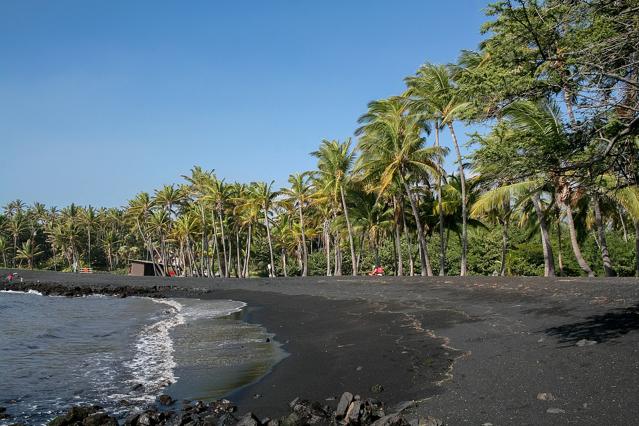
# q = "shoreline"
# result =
<box><xmin>1</xmin><ymin>277</ymin><xmax>456</xmax><ymax>420</ymax></box>
<box><xmin>3</xmin><ymin>270</ymin><xmax>639</xmax><ymax>424</ymax></box>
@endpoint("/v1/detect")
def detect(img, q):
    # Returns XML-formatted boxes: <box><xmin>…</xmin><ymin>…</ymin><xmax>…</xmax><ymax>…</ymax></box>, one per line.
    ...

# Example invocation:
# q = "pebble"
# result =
<box><xmin>537</xmin><ymin>392</ymin><xmax>557</xmax><ymax>401</ymax></box>
<box><xmin>576</xmin><ymin>339</ymin><xmax>597</xmax><ymax>347</ymax></box>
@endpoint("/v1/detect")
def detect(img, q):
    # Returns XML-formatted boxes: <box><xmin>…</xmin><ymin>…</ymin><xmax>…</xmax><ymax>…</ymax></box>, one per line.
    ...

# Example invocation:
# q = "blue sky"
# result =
<box><xmin>1</xmin><ymin>0</ymin><xmax>490</xmax><ymax>208</ymax></box>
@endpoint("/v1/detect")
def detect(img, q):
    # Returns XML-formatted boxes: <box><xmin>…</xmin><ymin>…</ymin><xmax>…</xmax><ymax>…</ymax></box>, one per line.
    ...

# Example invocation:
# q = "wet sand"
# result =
<box><xmin>3</xmin><ymin>270</ymin><xmax>639</xmax><ymax>424</ymax></box>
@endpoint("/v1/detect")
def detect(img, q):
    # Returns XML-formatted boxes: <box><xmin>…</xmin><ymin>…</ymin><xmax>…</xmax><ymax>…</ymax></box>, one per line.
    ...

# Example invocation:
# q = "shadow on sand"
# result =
<box><xmin>544</xmin><ymin>303</ymin><xmax>639</xmax><ymax>345</ymax></box>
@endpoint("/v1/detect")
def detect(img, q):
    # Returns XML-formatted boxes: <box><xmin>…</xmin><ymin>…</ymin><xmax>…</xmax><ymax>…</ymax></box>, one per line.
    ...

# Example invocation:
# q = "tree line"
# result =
<box><xmin>2</xmin><ymin>0</ymin><xmax>638</xmax><ymax>277</ymax></box>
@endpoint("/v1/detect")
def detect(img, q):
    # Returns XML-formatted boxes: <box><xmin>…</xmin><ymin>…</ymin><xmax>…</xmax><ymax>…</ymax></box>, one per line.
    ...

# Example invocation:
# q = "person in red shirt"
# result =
<box><xmin>368</xmin><ymin>264</ymin><xmax>384</xmax><ymax>276</ymax></box>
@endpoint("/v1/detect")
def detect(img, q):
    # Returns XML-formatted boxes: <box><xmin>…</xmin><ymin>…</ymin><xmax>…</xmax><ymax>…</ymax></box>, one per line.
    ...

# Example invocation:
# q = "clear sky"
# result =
<box><xmin>1</xmin><ymin>0</ymin><xmax>490</xmax><ymax>208</ymax></box>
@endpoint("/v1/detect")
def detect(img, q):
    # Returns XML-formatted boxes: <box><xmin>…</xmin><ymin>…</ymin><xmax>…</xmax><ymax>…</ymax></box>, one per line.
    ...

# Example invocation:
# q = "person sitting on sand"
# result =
<box><xmin>368</xmin><ymin>264</ymin><xmax>384</xmax><ymax>276</ymax></box>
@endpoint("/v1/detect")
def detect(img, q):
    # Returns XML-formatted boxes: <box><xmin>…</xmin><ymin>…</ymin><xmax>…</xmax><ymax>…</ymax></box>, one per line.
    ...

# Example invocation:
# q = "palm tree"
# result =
<box><xmin>15</xmin><ymin>238</ymin><xmax>43</xmax><ymax>269</ymax></box>
<box><xmin>312</xmin><ymin>139</ymin><xmax>358</xmax><ymax>275</ymax></box>
<box><xmin>6</xmin><ymin>212</ymin><xmax>27</xmax><ymax>267</ymax></box>
<box><xmin>406</xmin><ymin>64</ymin><xmax>471</xmax><ymax>275</ymax></box>
<box><xmin>356</xmin><ymin>97</ymin><xmax>446</xmax><ymax>276</ymax></box>
<box><xmin>250</xmin><ymin>181</ymin><xmax>279</xmax><ymax>276</ymax></box>
<box><xmin>126</xmin><ymin>192</ymin><xmax>162</xmax><ymax>275</ymax></box>
<box><xmin>80</xmin><ymin>206</ymin><xmax>97</xmax><ymax>267</ymax></box>
<box><xmin>503</xmin><ymin>100</ymin><xmax>595</xmax><ymax>276</ymax></box>
<box><xmin>0</xmin><ymin>237</ymin><xmax>8</xmax><ymax>267</ymax></box>
<box><xmin>281</xmin><ymin>173</ymin><xmax>312</xmax><ymax>276</ymax></box>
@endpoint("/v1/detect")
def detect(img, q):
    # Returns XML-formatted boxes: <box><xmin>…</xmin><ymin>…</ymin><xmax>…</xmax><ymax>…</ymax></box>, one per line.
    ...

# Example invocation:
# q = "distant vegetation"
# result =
<box><xmin>2</xmin><ymin>1</ymin><xmax>638</xmax><ymax>277</ymax></box>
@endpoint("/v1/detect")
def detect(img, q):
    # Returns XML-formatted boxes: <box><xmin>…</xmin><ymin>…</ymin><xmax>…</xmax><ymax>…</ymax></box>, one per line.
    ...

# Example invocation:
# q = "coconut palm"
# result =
<box><xmin>250</xmin><ymin>181</ymin><xmax>279</xmax><ymax>276</ymax></box>
<box><xmin>356</xmin><ymin>96</ymin><xmax>445</xmax><ymax>276</ymax></box>
<box><xmin>281</xmin><ymin>173</ymin><xmax>312</xmax><ymax>276</ymax></box>
<box><xmin>405</xmin><ymin>64</ymin><xmax>471</xmax><ymax>275</ymax></box>
<box><xmin>80</xmin><ymin>206</ymin><xmax>98</xmax><ymax>267</ymax></box>
<box><xmin>311</xmin><ymin>139</ymin><xmax>358</xmax><ymax>275</ymax></box>
<box><xmin>15</xmin><ymin>238</ymin><xmax>43</xmax><ymax>269</ymax></box>
<box><xmin>0</xmin><ymin>237</ymin><xmax>8</xmax><ymax>267</ymax></box>
<box><xmin>503</xmin><ymin>100</ymin><xmax>595</xmax><ymax>276</ymax></box>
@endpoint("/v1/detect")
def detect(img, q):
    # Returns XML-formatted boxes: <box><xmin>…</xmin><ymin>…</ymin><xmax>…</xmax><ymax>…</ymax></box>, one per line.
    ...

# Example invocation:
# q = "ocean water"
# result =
<box><xmin>0</xmin><ymin>291</ymin><xmax>285</xmax><ymax>425</ymax></box>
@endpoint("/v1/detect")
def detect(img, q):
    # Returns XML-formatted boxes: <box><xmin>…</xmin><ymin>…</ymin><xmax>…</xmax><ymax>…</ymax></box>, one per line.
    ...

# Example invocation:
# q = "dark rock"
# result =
<box><xmin>48</xmin><ymin>406</ymin><xmax>101</xmax><ymax>426</ymax></box>
<box><xmin>265</xmin><ymin>420</ymin><xmax>280</xmax><ymax>426</ymax></box>
<box><xmin>335</xmin><ymin>392</ymin><xmax>354</xmax><ymax>419</ymax></box>
<box><xmin>421</xmin><ymin>416</ymin><xmax>443</xmax><ymax>426</ymax></box>
<box><xmin>158</xmin><ymin>394</ymin><xmax>174</xmax><ymax>406</ymax></box>
<box><xmin>370</xmin><ymin>384</ymin><xmax>384</xmax><ymax>394</ymax></box>
<box><xmin>288</xmin><ymin>398</ymin><xmax>300</xmax><ymax>409</ymax></box>
<box><xmin>124</xmin><ymin>412</ymin><xmax>140</xmax><ymax>426</ymax></box>
<box><xmin>136</xmin><ymin>411</ymin><xmax>161</xmax><ymax>426</ymax></box>
<box><xmin>371</xmin><ymin>413</ymin><xmax>409</xmax><ymax>426</ymax></box>
<box><xmin>216</xmin><ymin>412</ymin><xmax>239</xmax><ymax>426</ymax></box>
<box><xmin>84</xmin><ymin>411</ymin><xmax>118</xmax><ymax>426</ymax></box>
<box><xmin>194</xmin><ymin>401</ymin><xmax>208</xmax><ymax>413</ymax></box>
<box><xmin>280</xmin><ymin>412</ymin><xmax>303</xmax><ymax>426</ymax></box>
<box><xmin>131</xmin><ymin>384</ymin><xmax>145</xmax><ymax>391</ymax></box>
<box><xmin>346</xmin><ymin>401</ymin><xmax>363</xmax><ymax>424</ymax></box>
<box><xmin>0</xmin><ymin>407</ymin><xmax>6</xmax><ymax>413</ymax></box>
<box><xmin>236</xmin><ymin>412</ymin><xmax>260</xmax><ymax>426</ymax></box>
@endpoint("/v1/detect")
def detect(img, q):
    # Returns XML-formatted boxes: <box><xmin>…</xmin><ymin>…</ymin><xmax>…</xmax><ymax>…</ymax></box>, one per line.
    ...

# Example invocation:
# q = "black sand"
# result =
<box><xmin>3</xmin><ymin>270</ymin><xmax>639</xmax><ymax>425</ymax></box>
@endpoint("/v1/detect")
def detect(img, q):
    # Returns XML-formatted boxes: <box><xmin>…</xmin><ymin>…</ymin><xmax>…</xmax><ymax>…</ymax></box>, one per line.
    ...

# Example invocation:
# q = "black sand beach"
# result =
<box><xmin>3</xmin><ymin>270</ymin><xmax>639</xmax><ymax>425</ymax></box>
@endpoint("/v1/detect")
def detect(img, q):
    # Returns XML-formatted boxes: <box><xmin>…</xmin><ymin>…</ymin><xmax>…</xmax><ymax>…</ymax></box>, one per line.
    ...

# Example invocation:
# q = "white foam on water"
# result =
<box><xmin>0</xmin><ymin>289</ymin><xmax>43</xmax><ymax>296</ymax></box>
<box><xmin>121</xmin><ymin>298</ymin><xmax>185</xmax><ymax>402</ymax></box>
<box><xmin>180</xmin><ymin>299</ymin><xmax>246</xmax><ymax>321</ymax></box>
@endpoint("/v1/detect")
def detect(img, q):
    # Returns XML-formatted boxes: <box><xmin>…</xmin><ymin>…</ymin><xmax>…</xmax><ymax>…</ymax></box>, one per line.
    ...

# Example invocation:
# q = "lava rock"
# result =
<box><xmin>336</xmin><ymin>392</ymin><xmax>354</xmax><ymax>419</ymax></box>
<box><xmin>48</xmin><ymin>406</ymin><xmax>101</xmax><ymax>426</ymax></box>
<box><xmin>236</xmin><ymin>412</ymin><xmax>261</xmax><ymax>426</ymax></box>
<box><xmin>370</xmin><ymin>384</ymin><xmax>384</xmax><ymax>394</ymax></box>
<box><xmin>158</xmin><ymin>395</ymin><xmax>174</xmax><ymax>406</ymax></box>
<box><xmin>371</xmin><ymin>413</ymin><xmax>409</xmax><ymax>426</ymax></box>
<box><xmin>84</xmin><ymin>411</ymin><xmax>118</xmax><ymax>426</ymax></box>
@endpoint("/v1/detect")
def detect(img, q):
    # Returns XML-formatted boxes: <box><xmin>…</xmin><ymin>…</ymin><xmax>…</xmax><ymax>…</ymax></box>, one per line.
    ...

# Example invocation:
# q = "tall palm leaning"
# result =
<box><xmin>311</xmin><ymin>139</ymin><xmax>358</xmax><ymax>275</ymax></box>
<box><xmin>356</xmin><ymin>96</ymin><xmax>446</xmax><ymax>276</ymax></box>
<box><xmin>503</xmin><ymin>100</ymin><xmax>595</xmax><ymax>276</ymax></box>
<box><xmin>281</xmin><ymin>173</ymin><xmax>312</xmax><ymax>276</ymax></box>
<box><xmin>405</xmin><ymin>63</ymin><xmax>471</xmax><ymax>276</ymax></box>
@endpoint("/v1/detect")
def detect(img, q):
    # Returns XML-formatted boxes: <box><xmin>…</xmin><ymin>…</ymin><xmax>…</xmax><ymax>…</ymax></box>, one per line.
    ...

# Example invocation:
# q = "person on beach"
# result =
<box><xmin>368</xmin><ymin>264</ymin><xmax>384</xmax><ymax>276</ymax></box>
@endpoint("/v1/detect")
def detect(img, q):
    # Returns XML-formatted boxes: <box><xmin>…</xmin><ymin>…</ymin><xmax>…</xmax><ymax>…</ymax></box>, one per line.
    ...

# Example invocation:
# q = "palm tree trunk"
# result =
<box><xmin>236</xmin><ymin>232</ymin><xmax>242</xmax><ymax>278</ymax></box>
<box><xmin>87</xmin><ymin>228</ymin><xmax>91</xmax><ymax>267</ymax></box>
<box><xmin>340</xmin><ymin>186</ymin><xmax>357</xmax><ymax>275</ymax></box>
<box><xmin>557</xmin><ymin>221</ymin><xmax>564</xmax><ymax>276</ymax></box>
<box><xmin>592</xmin><ymin>193</ymin><xmax>615</xmax><ymax>276</ymax></box>
<box><xmin>281</xmin><ymin>248</ymin><xmax>288</xmax><ymax>277</ymax></box>
<box><xmin>393</xmin><ymin>196</ymin><xmax>403</xmax><ymax>276</ymax></box>
<box><xmin>447</xmin><ymin>123</ymin><xmax>467</xmax><ymax>276</ymax></box>
<box><xmin>243</xmin><ymin>224</ymin><xmax>252</xmax><ymax>278</ymax></box>
<box><xmin>324</xmin><ymin>220</ymin><xmax>331</xmax><ymax>276</ymax></box>
<box><xmin>199</xmin><ymin>207</ymin><xmax>207</xmax><ymax>277</ymax></box>
<box><xmin>402</xmin><ymin>208</ymin><xmax>415</xmax><ymax>276</ymax></box>
<box><xmin>531</xmin><ymin>194</ymin><xmax>555</xmax><ymax>277</ymax></box>
<box><xmin>210</xmin><ymin>211</ymin><xmax>221</xmax><ymax>277</ymax></box>
<box><xmin>435</xmin><ymin>124</ymin><xmax>446</xmax><ymax>276</ymax></box>
<box><xmin>633</xmin><ymin>219</ymin><xmax>639</xmax><ymax>277</ymax></box>
<box><xmin>264</xmin><ymin>209</ymin><xmax>275</xmax><ymax>277</ymax></box>
<box><xmin>563</xmin><ymin>202</ymin><xmax>594</xmax><ymax>276</ymax></box>
<box><xmin>402</xmin><ymin>176</ymin><xmax>433</xmax><ymax>276</ymax></box>
<box><xmin>218</xmin><ymin>210</ymin><xmax>228</xmax><ymax>277</ymax></box>
<box><xmin>500</xmin><ymin>219</ymin><xmax>509</xmax><ymax>276</ymax></box>
<box><xmin>298</xmin><ymin>205</ymin><xmax>308</xmax><ymax>277</ymax></box>
<box><xmin>13</xmin><ymin>234</ymin><xmax>17</xmax><ymax>268</ymax></box>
